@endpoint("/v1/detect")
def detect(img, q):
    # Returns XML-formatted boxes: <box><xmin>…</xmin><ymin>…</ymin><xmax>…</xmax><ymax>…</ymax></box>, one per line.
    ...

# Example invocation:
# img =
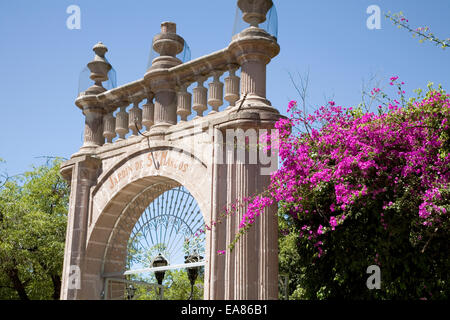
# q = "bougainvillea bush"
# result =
<box><xmin>242</xmin><ymin>82</ymin><xmax>450</xmax><ymax>299</ymax></box>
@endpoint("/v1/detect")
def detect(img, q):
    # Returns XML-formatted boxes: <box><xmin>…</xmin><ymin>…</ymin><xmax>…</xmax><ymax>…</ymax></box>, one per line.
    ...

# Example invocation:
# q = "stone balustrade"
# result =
<box><xmin>75</xmin><ymin>5</ymin><xmax>279</xmax><ymax>150</ymax></box>
<box><xmin>89</xmin><ymin>66</ymin><xmax>242</xmax><ymax>145</ymax></box>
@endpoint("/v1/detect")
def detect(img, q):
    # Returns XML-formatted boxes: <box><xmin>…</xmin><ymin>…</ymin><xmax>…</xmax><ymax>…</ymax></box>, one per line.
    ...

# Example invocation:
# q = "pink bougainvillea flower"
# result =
<box><xmin>329</xmin><ymin>216</ymin><xmax>338</xmax><ymax>230</ymax></box>
<box><xmin>287</xmin><ymin>100</ymin><xmax>297</xmax><ymax>112</ymax></box>
<box><xmin>317</xmin><ymin>225</ymin><xmax>324</xmax><ymax>235</ymax></box>
<box><xmin>219</xmin><ymin>82</ymin><xmax>450</xmax><ymax>259</ymax></box>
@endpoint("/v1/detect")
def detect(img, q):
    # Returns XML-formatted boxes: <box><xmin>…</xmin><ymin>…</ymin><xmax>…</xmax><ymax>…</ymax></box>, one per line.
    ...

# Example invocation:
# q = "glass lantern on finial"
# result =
<box><xmin>232</xmin><ymin>0</ymin><xmax>278</xmax><ymax>39</ymax></box>
<box><xmin>146</xmin><ymin>22</ymin><xmax>191</xmax><ymax>71</ymax></box>
<box><xmin>78</xmin><ymin>42</ymin><xmax>117</xmax><ymax>96</ymax></box>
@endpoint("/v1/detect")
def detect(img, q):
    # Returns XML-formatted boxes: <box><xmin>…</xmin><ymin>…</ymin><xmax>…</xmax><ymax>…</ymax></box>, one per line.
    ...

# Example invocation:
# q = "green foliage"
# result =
<box><xmin>278</xmin><ymin>88</ymin><xmax>449</xmax><ymax>299</ymax></box>
<box><xmin>278</xmin><ymin>215</ymin><xmax>304</xmax><ymax>300</ymax></box>
<box><xmin>0</xmin><ymin>159</ymin><xmax>69</xmax><ymax>300</ymax></box>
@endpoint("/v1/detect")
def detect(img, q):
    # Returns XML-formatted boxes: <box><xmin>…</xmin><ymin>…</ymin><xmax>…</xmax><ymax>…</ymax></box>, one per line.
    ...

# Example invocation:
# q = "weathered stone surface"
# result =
<box><xmin>61</xmin><ymin>0</ymin><xmax>280</xmax><ymax>300</ymax></box>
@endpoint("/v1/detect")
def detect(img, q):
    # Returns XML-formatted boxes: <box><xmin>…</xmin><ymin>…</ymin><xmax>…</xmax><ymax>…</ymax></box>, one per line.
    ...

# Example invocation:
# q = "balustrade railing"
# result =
<box><xmin>75</xmin><ymin>0</ymin><xmax>279</xmax><ymax>150</ymax></box>
<box><xmin>96</xmin><ymin>65</ymin><xmax>242</xmax><ymax>144</ymax></box>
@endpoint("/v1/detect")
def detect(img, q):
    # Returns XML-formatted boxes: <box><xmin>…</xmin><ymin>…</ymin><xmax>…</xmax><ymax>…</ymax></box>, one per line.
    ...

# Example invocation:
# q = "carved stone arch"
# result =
<box><xmin>88</xmin><ymin>146</ymin><xmax>211</xmax><ymax>243</ymax></box>
<box><xmin>60</xmin><ymin>0</ymin><xmax>280</xmax><ymax>301</ymax></box>
<box><xmin>77</xmin><ymin>147</ymin><xmax>211</xmax><ymax>299</ymax></box>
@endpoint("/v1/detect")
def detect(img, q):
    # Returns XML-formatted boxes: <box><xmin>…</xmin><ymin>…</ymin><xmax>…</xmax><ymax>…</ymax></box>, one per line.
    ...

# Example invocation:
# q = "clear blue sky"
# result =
<box><xmin>1</xmin><ymin>0</ymin><xmax>449</xmax><ymax>176</ymax></box>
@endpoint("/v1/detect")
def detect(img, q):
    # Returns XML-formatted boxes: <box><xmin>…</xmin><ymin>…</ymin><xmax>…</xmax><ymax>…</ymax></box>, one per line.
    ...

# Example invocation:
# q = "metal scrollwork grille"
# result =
<box><xmin>126</xmin><ymin>186</ymin><xmax>205</xmax><ymax>270</ymax></box>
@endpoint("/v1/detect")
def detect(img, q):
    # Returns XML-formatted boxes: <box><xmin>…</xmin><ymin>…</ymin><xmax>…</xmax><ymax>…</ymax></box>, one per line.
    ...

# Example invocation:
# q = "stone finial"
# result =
<box><xmin>161</xmin><ymin>21</ymin><xmax>177</xmax><ymax>34</ymax></box>
<box><xmin>237</xmin><ymin>0</ymin><xmax>273</xmax><ymax>27</ymax></box>
<box><xmin>152</xmin><ymin>22</ymin><xmax>184</xmax><ymax>57</ymax></box>
<box><xmin>85</xmin><ymin>42</ymin><xmax>112</xmax><ymax>95</ymax></box>
<box><xmin>93</xmin><ymin>42</ymin><xmax>108</xmax><ymax>58</ymax></box>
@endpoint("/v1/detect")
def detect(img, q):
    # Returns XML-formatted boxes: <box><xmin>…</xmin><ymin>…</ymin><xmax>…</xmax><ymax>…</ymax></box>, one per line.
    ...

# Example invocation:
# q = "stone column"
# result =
<box><xmin>153</xmin><ymin>88</ymin><xmax>177</xmax><ymax>129</ymax></box>
<box><xmin>240</xmin><ymin>57</ymin><xmax>267</xmax><ymax>104</ymax></box>
<box><xmin>206</xmin><ymin>127</ymin><xmax>228</xmax><ymax>300</ymax></box>
<box><xmin>76</xmin><ymin>42</ymin><xmax>112</xmax><ymax>153</ymax></box>
<box><xmin>224</xmin><ymin>145</ymin><xmax>236</xmax><ymax>299</ymax></box>
<box><xmin>144</xmin><ymin>22</ymin><xmax>185</xmax><ymax>137</ymax></box>
<box><xmin>80</xmin><ymin>105</ymin><xmax>105</xmax><ymax>152</ymax></box>
<box><xmin>229</xmin><ymin>32</ymin><xmax>279</xmax><ymax>111</ymax></box>
<box><xmin>210</xmin><ymin>122</ymin><xmax>279</xmax><ymax>300</ymax></box>
<box><xmin>228</xmin><ymin>1</ymin><xmax>280</xmax><ymax>295</ymax></box>
<box><xmin>60</xmin><ymin>156</ymin><xmax>101</xmax><ymax>300</ymax></box>
<box><xmin>257</xmin><ymin>172</ymin><xmax>278</xmax><ymax>299</ymax></box>
<box><xmin>229</xmin><ymin>0</ymin><xmax>279</xmax><ymax>112</ymax></box>
<box><xmin>233</xmin><ymin>144</ymin><xmax>260</xmax><ymax>299</ymax></box>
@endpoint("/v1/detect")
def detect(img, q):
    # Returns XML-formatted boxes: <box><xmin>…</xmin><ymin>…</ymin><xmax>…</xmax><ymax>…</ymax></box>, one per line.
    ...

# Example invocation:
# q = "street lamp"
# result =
<box><xmin>185</xmin><ymin>253</ymin><xmax>203</xmax><ymax>300</ymax></box>
<box><xmin>126</xmin><ymin>284</ymin><xmax>136</xmax><ymax>300</ymax></box>
<box><xmin>151</xmin><ymin>253</ymin><xmax>168</xmax><ymax>298</ymax></box>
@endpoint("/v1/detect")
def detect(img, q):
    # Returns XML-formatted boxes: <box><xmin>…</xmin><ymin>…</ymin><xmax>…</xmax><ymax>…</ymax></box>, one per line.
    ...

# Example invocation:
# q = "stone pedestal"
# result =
<box><xmin>207</xmin><ymin>117</ymin><xmax>279</xmax><ymax>300</ymax></box>
<box><xmin>79</xmin><ymin>107</ymin><xmax>105</xmax><ymax>153</ymax></box>
<box><xmin>60</xmin><ymin>156</ymin><xmax>101</xmax><ymax>300</ymax></box>
<box><xmin>229</xmin><ymin>27</ymin><xmax>280</xmax><ymax>113</ymax></box>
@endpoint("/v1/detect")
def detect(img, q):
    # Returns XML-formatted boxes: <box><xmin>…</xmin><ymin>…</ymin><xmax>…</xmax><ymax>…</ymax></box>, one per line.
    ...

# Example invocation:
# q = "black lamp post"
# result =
<box><xmin>152</xmin><ymin>253</ymin><xmax>168</xmax><ymax>298</ymax></box>
<box><xmin>185</xmin><ymin>253</ymin><xmax>203</xmax><ymax>300</ymax></box>
<box><xmin>126</xmin><ymin>284</ymin><xmax>136</xmax><ymax>300</ymax></box>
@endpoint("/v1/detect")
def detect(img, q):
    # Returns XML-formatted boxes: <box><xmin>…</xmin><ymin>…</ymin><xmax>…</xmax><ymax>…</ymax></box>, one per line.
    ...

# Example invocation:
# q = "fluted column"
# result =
<box><xmin>228</xmin><ymin>11</ymin><xmax>279</xmax><ymax>112</ymax></box>
<box><xmin>212</xmin><ymin>124</ymin><xmax>278</xmax><ymax>300</ymax></box>
<box><xmin>258</xmin><ymin>173</ymin><xmax>278</xmax><ymax>299</ymax></box>
<box><xmin>145</xmin><ymin>22</ymin><xmax>184</xmax><ymax>137</ymax></box>
<box><xmin>80</xmin><ymin>106</ymin><xmax>104</xmax><ymax>151</ymax></box>
<box><xmin>153</xmin><ymin>89</ymin><xmax>177</xmax><ymax>128</ymax></box>
<box><xmin>240</xmin><ymin>58</ymin><xmax>266</xmax><ymax>102</ymax></box>
<box><xmin>60</xmin><ymin>156</ymin><xmax>101</xmax><ymax>299</ymax></box>
<box><xmin>207</xmin><ymin>127</ymin><xmax>228</xmax><ymax>300</ymax></box>
<box><xmin>224</xmin><ymin>144</ymin><xmax>236</xmax><ymax>299</ymax></box>
<box><xmin>233</xmin><ymin>150</ymin><xmax>259</xmax><ymax>299</ymax></box>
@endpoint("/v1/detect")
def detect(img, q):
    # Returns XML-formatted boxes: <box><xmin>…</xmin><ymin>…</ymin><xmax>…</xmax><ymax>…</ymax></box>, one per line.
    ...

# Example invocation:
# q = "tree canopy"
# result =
<box><xmin>0</xmin><ymin>159</ymin><xmax>69</xmax><ymax>300</ymax></box>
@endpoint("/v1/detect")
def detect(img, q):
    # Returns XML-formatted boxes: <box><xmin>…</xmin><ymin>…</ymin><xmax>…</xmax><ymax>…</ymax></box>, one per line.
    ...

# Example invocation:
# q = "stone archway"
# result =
<box><xmin>59</xmin><ymin>0</ymin><xmax>281</xmax><ymax>300</ymax></box>
<box><xmin>60</xmin><ymin>145</ymin><xmax>212</xmax><ymax>299</ymax></box>
<box><xmin>91</xmin><ymin>148</ymin><xmax>211</xmax><ymax>300</ymax></box>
